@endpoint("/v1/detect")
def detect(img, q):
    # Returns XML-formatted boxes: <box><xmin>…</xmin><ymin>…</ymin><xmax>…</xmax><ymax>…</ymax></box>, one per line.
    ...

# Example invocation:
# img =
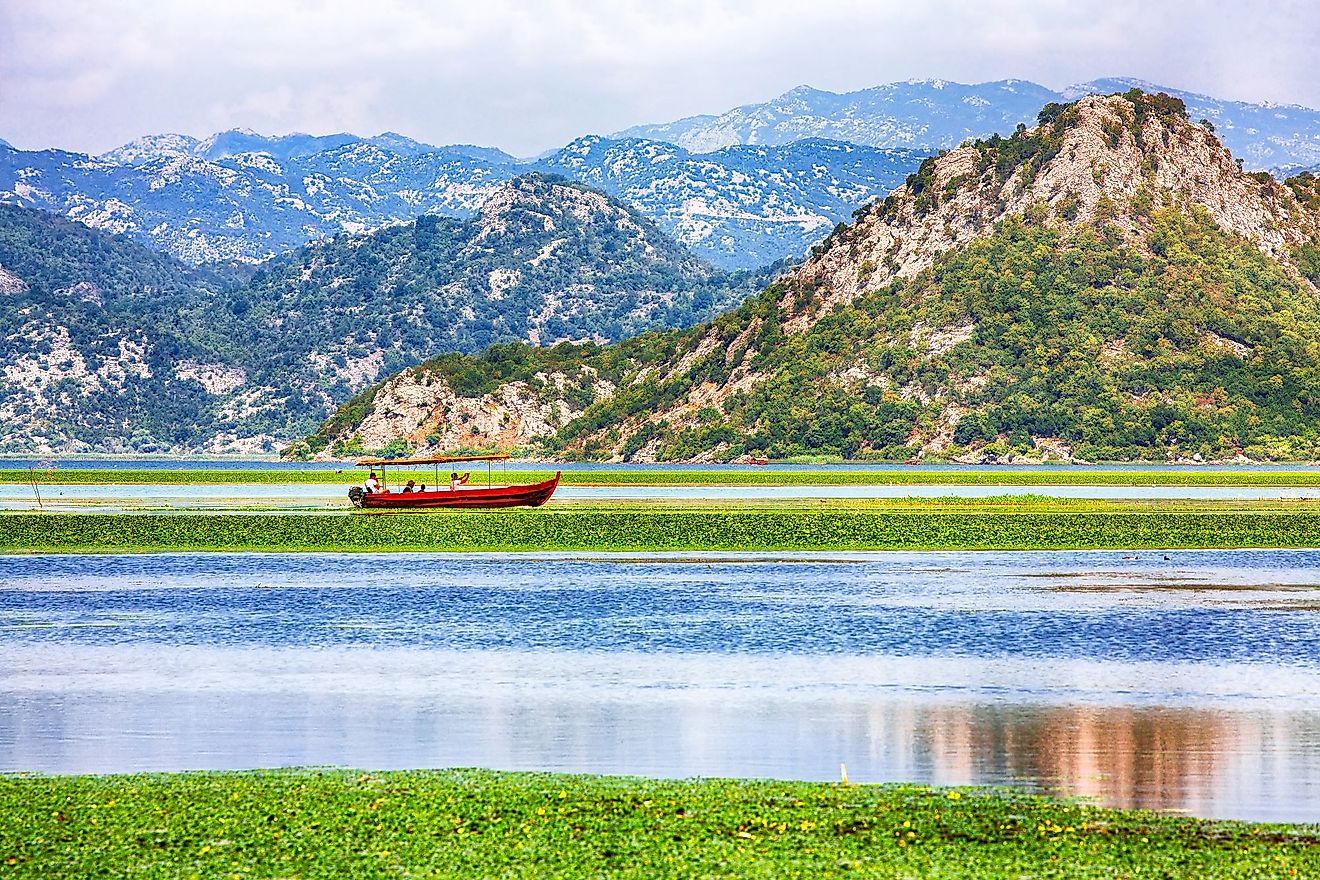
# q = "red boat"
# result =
<box><xmin>348</xmin><ymin>453</ymin><xmax>560</xmax><ymax>510</ymax></box>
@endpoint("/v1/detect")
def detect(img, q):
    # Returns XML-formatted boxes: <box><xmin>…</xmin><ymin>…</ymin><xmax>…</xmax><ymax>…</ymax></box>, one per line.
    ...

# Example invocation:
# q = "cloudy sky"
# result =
<box><xmin>1</xmin><ymin>0</ymin><xmax>1317</xmax><ymax>156</ymax></box>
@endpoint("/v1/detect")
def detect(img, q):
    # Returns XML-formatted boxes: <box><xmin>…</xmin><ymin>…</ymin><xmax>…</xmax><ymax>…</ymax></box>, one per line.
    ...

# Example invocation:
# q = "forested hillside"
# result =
<box><xmin>303</xmin><ymin>92</ymin><xmax>1320</xmax><ymax>463</ymax></box>
<box><xmin>0</xmin><ymin>175</ymin><xmax>767</xmax><ymax>452</ymax></box>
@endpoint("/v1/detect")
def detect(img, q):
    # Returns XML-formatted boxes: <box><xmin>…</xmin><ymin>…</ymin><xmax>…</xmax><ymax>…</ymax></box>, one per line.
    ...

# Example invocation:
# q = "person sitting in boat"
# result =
<box><xmin>449</xmin><ymin>471</ymin><xmax>470</xmax><ymax>491</ymax></box>
<box><xmin>402</xmin><ymin>479</ymin><xmax>417</xmax><ymax>493</ymax></box>
<box><xmin>364</xmin><ymin>471</ymin><xmax>380</xmax><ymax>494</ymax></box>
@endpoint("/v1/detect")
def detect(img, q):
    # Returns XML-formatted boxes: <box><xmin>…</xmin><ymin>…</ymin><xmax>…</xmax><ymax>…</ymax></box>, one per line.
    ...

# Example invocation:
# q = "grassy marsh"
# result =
<box><xmin>1</xmin><ymin>769</ymin><xmax>1316</xmax><ymax>878</ymax></box>
<box><xmin>4</xmin><ymin>502</ymin><xmax>1320</xmax><ymax>553</ymax></box>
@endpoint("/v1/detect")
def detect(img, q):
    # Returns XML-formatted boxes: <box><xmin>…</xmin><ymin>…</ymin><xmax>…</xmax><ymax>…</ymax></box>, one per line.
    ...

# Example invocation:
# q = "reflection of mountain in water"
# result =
<box><xmin>919</xmin><ymin>705</ymin><xmax>1245</xmax><ymax>814</ymax></box>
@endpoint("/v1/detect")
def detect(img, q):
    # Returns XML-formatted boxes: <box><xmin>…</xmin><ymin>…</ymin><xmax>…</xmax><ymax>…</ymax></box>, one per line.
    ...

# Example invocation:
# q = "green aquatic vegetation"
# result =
<box><xmin>7</xmin><ymin>467</ymin><xmax>1320</xmax><ymax>487</ymax></box>
<box><xmin>4</xmin><ymin>506</ymin><xmax>1320</xmax><ymax>553</ymax></box>
<box><xmin>0</xmin><ymin>769</ymin><xmax>1315</xmax><ymax>878</ymax></box>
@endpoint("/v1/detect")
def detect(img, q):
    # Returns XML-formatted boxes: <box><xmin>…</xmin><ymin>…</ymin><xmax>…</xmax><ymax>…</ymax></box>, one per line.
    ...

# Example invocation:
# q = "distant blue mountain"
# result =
<box><xmin>195</xmin><ymin>129</ymin><xmax>363</xmax><ymax>161</ymax></box>
<box><xmin>617</xmin><ymin>79</ymin><xmax>1060</xmax><ymax>152</ymax></box>
<box><xmin>535</xmin><ymin>136</ymin><xmax>919</xmax><ymax>269</ymax></box>
<box><xmin>0</xmin><ymin>134</ymin><xmax>921</xmax><ymax>269</ymax></box>
<box><xmin>619</xmin><ymin>76</ymin><xmax>1320</xmax><ymax>170</ymax></box>
<box><xmin>6</xmin><ymin>76</ymin><xmax>1320</xmax><ymax>270</ymax></box>
<box><xmin>443</xmin><ymin>143</ymin><xmax>521</xmax><ymax>164</ymax></box>
<box><xmin>0</xmin><ymin>139</ymin><xmax>520</xmax><ymax>263</ymax></box>
<box><xmin>100</xmin><ymin>129</ymin><xmax>458</xmax><ymax>165</ymax></box>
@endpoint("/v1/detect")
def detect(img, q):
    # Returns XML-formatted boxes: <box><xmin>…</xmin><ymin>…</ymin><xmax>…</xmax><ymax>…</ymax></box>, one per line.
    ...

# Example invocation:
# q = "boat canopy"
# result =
<box><xmin>356</xmin><ymin>453</ymin><xmax>511</xmax><ymax>467</ymax></box>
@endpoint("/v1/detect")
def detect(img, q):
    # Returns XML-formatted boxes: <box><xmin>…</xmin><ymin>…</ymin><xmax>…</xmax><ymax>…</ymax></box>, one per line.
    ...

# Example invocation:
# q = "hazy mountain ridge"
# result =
<box><xmin>0</xmin><ymin>135</ymin><xmax>920</xmax><ymax>270</ymax></box>
<box><xmin>304</xmin><ymin>91</ymin><xmax>1320</xmax><ymax>463</ymax></box>
<box><xmin>101</xmin><ymin>129</ymin><xmax>461</xmax><ymax>165</ymax></box>
<box><xmin>7</xmin><ymin>77</ymin><xmax>1320</xmax><ymax>271</ymax></box>
<box><xmin>0</xmin><ymin>140</ymin><xmax>521</xmax><ymax>264</ymax></box>
<box><xmin>536</xmin><ymin>136</ymin><xmax>918</xmax><ymax>269</ymax></box>
<box><xmin>0</xmin><ymin>175</ymin><xmax>766</xmax><ymax>453</ymax></box>
<box><xmin>618</xmin><ymin>79</ymin><xmax>1059</xmax><ymax>153</ymax></box>
<box><xmin>618</xmin><ymin>77</ymin><xmax>1320</xmax><ymax>169</ymax></box>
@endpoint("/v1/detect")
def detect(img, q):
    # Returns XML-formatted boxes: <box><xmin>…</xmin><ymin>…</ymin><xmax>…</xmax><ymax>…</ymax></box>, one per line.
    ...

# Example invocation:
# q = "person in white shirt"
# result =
<box><xmin>364</xmin><ymin>471</ymin><xmax>380</xmax><ymax>493</ymax></box>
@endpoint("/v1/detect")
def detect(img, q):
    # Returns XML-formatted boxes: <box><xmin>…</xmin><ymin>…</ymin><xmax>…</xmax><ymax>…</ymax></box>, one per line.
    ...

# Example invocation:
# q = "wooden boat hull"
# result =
<box><xmin>351</xmin><ymin>473</ymin><xmax>560</xmax><ymax>510</ymax></box>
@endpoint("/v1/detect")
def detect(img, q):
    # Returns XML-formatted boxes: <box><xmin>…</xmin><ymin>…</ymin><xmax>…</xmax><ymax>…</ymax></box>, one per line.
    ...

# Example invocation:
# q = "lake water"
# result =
<box><xmin>2</xmin><ymin>550</ymin><xmax>1319</xmax><ymax>822</ymax></box>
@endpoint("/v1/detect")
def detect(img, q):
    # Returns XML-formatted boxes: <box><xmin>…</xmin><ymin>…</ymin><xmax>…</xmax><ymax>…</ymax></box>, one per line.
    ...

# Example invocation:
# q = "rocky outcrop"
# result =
<box><xmin>312</xmin><ymin>367</ymin><xmax>612</xmax><ymax>459</ymax></box>
<box><xmin>784</xmin><ymin>94</ymin><xmax>1320</xmax><ymax>334</ymax></box>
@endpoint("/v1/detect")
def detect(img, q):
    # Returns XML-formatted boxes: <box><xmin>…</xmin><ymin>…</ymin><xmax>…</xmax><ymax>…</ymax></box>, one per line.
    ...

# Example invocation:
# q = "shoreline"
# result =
<box><xmin>1</xmin><ymin>769</ymin><xmax>1315</xmax><ymax>877</ymax></box>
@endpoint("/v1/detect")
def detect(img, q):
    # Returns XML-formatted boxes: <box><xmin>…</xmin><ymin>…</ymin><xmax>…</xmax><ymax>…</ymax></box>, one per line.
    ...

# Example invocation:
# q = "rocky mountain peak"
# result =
<box><xmin>101</xmin><ymin>133</ymin><xmax>201</xmax><ymax>165</ymax></box>
<box><xmin>475</xmin><ymin>172</ymin><xmax>635</xmax><ymax>235</ymax></box>
<box><xmin>783</xmin><ymin>91</ymin><xmax>1320</xmax><ymax>334</ymax></box>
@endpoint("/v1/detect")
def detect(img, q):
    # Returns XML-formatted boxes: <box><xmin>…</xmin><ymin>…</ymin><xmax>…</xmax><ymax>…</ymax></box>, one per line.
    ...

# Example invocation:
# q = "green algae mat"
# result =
<box><xmin>1</xmin><ymin>770</ymin><xmax>1315</xmax><ymax>878</ymax></box>
<box><xmin>3</xmin><ymin>506</ymin><xmax>1320</xmax><ymax>552</ymax></box>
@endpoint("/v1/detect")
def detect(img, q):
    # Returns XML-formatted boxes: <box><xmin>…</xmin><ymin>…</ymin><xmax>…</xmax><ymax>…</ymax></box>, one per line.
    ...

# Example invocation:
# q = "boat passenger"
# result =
<box><xmin>364</xmin><ymin>471</ymin><xmax>380</xmax><ymax>494</ymax></box>
<box><xmin>450</xmin><ymin>471</ymin><xmax>470</xmax><ymax>491</ymax></box>
<box><xmin>402</xmin><ymin>479</ymin><xmax>416</xmax><ymax>493</ymax></box>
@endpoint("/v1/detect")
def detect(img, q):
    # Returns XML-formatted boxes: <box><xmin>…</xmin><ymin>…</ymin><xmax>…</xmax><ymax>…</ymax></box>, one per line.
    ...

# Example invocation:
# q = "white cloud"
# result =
<box><xmin>0</xmin><ymin>0</ymin><xmax>1316</xmax><ymax>155</ymax></box>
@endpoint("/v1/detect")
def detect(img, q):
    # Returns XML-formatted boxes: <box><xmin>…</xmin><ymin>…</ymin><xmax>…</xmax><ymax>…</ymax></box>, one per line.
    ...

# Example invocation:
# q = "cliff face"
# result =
<box><xmin>303</xmin><ymin>92</ymin><xmax>1320</xmax><ymax>464</ymax></box>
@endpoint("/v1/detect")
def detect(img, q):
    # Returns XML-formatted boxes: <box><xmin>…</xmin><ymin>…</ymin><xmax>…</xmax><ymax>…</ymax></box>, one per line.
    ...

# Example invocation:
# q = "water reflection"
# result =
<box><xmin>2</xmin><ymin>550</ymin><xmax>1320</xmax><ymax>822</ymax></box>
<box><xmin>4</xmin><ymin>661</ymin><xmax>1317</xmax><ymax>823</ymax></box>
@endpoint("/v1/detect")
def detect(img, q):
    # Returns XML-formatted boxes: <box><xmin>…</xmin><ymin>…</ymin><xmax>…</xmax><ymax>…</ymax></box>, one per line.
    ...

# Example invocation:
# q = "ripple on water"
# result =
<box><xmin>2</xmin><ymin>549</ymin><xmax>1320</xmax><ymax>822</ymax></box>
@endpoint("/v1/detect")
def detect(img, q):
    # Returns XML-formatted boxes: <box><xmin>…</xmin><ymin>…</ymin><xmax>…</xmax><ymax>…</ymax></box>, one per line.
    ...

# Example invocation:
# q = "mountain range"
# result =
<box><xmin>301</xmin><ymin>90</ymin><xmax>1320</xmax><ymax>464</ymax></box>
<box><xmin>100</xmin><ymin>129</ymin><xmax>462</xmax><ymax>165</ymax></box>
<box><xmin>0</xmin><ymin>134</ymin><xmax>916</xmax><ymax>271</ymax></box>
<box><xmin>622</xmin><ymin>76</ymin><xmax>1320</xmax><ymax>170</ymax></box>
<box><xmin>0</xmin><ymin>175</ymin><xmax>767</xmax><ymax>453</ymax></box>
<box><xmin>618</xmin><ymin>79</ymin><xmax>1060</xmax><ymax>153</ymax></box>
<box><xmin>5</xmin><ymin>77</ymin><xmax>1320</xmax><ymax>274</ymax></box>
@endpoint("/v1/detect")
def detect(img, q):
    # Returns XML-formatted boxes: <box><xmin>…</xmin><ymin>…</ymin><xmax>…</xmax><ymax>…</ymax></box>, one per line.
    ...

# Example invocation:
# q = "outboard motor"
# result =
<box><xmin>348</xmin><ymin>485</ymin><xmax>365</xmax><ymax>507</ymax></box>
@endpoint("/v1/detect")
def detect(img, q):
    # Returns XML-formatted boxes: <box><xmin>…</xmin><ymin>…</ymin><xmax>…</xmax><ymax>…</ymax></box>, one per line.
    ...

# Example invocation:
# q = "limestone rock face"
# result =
<box><xmin>0</xmin><ymin>265</ymin><xmax>30</xmax><ymax>295</ymax></box>
<box><xmin>787</xmin><ymin>94</ymin><xmax>1320</xmax><ymax>333</ymax></box>
<box><xmin>314</xmin><ymin>367</ymin><xmax>613</xmax><ymax>460</ymax></box>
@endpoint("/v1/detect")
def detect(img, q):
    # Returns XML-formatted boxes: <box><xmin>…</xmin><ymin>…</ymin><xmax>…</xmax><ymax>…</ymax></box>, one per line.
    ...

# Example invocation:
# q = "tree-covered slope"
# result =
<box><xmin>0</xmin><ymin>205</ymin><xmax>253</xmax><ymax>451</ymax></box>
<box><xmin>0</xmin><ymin>175</ymin><xmax>769</xmax><ymax>453</ymax></box>
<box><xmin>302</xmin><ymin>92</ymin><xmax>1320</xmax><ymax>463</ymax></box>
<box><xmin>237</xmin><ymin>172</ymin><xmax>765</xmax><ymax>359</ymax></box>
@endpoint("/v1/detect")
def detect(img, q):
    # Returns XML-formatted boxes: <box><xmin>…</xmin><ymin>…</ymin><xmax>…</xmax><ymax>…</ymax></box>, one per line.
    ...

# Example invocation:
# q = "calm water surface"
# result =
<box><xmin>2</xmin><ymin>550</ymin><xmax>1319</xmax><ymax>822</ymax></box>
